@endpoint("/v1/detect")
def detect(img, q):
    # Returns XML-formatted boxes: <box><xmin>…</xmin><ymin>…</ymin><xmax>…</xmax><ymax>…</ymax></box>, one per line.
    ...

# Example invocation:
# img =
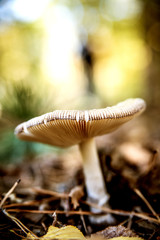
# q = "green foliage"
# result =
<box><xmin>2</xmin><ymin>81</ymin><xmax>48</xmax><ymax>122</ymax></box>
<box><xmin>0</xmin><ymin>130</ymin><xmax>32</xmax><ymax>163</ymax></box>
<box><xmin>0</xmin><ymin>129</ymin><xmax>58</xmax><ymax>164</ymax></box>
<box><xmin>0</xmin><ymin>81</ymin><xmax>56</xmax><ymax>164</ymax></box>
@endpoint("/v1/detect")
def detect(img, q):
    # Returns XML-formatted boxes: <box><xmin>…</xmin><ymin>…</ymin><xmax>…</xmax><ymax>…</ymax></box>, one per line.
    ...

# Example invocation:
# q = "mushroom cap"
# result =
<box><xmin>15</xmin><ymin>98</ymin><xmax>146</xmax><ymax>147</ymax></box>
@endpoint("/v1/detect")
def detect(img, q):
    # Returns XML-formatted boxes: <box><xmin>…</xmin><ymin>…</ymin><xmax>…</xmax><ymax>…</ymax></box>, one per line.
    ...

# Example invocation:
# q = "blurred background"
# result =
<box><xmin>0</xmin><ymin>0</ymin><xmax>160</xmax><ymax>163</ymax></box>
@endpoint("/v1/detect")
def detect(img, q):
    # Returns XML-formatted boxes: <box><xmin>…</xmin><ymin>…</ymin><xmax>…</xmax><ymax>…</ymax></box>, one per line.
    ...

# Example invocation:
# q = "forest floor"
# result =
<box><xmin>1</xmin><ymin>117</ymin><xmax>160</xmax><ymax>240</ymax></box>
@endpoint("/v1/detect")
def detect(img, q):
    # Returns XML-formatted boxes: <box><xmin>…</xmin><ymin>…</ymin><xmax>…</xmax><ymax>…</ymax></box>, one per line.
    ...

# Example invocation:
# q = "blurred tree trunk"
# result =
<box><xmin>81</xmin><ymin>43</ymin><xmax>95</xmax><ymax>94</ymax></box>
<box><xmin>142</xmin><ymin>0</ymin><xmax>160</xmax><ymax>110</ymax></box>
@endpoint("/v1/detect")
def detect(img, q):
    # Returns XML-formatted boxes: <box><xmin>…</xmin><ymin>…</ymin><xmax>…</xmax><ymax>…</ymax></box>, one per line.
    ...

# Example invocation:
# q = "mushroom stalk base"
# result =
<box><xmin>80</xmin><ymin>138</ymin><xmax>109</xmax><ymax>208</ymax></box>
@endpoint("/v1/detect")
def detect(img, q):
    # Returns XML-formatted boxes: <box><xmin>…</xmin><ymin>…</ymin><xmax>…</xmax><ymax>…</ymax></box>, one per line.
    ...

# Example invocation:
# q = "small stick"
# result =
<box><xmin>82</xmin><ymin>200</ymin><xmax>160</xmax><ymax>224</ymax></box>
<box><xmin>134</xmin><ymin>188</ymin><xmax>160</xmax><ymax>221</ymax></box>
<box><xmin>0</xmin><ymin>179</ymin><xmax>37</xmax><ymax>238</ymax></box>
<box><xmin>79</xmin><ymin>208</ymin><xmax>88</xmax><ymax>234</ymax></box>
<box><xmin>4</xmin><ymin>196</ymin><xmax>58</xmax><ymax>209</ymax></box>
<box><xmin>7</xmin><ymin>208</ymin><xmax>92</xmax><ymax>216</ymax></box>
<box><xmin>7</xmin><ymin>207</ymin><xmax>160</xmax><ymax>224</ymax></box>
<box><xmin>127</xmin><ymin>212</ymin><xmax>134</xmax><ymax>229</ymax></box>
<box><xmin>32</xmin><ymin>187</ymin><xmax>68</xmax><ymax>198</ymax></box>
<box><xmin>52</xmin><ymin>212</ymin><xmax>58</xmax><ymax>226</ymax></box>
<box><xmin>2</xmin><ymin>209</ymin><xmax>37</xmax><ymax>238</ymax></box>
<box><xmin>0</xmin><ymin>179</ymin><xmax>21</xmax><ymax>208</ymax></box>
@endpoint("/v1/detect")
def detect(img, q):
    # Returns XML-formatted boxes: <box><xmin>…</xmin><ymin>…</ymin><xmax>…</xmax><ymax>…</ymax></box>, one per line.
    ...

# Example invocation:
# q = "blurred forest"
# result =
<box><xmin>1</xmin><ymin>1</ymin><xmax>160</xmax><ymax>239</ymax></box>
<box><xmin>0</xmin><ymin>0</ymin><xmax>160</xmax><ymax>162</ymax></box>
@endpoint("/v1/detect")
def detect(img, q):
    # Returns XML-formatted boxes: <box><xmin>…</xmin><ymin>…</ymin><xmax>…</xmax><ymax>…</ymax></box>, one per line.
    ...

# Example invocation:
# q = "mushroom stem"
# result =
<box><xmin>79</xmin><ymin>138</ymin><xmax>109</xmax><ymax>207</ymax></box>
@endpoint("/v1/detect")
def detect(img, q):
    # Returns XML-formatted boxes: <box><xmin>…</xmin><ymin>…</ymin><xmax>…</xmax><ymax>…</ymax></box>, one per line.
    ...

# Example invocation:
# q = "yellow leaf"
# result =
<box><xmin>25</xmin><ymin>225</ymin><xmax>86</xmax><ymax>239</ymax></box>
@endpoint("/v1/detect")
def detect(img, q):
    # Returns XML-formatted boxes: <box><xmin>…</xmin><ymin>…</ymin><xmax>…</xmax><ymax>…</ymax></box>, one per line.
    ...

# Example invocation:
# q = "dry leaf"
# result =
<box><xmin>107</xmin><ymin>238</ymin><xmax>143</xmax><ymax>240</ymax></box>
<box><xmin>92</xmin><ymin>225</ymin><xmax>139</xmax><ymax>239</ymax></box>
<box><xmin>25</xmin><ymin>225</ymin><xmax>86</xmax><ymax>239</ymax></box>
<box><xmin>69</xmin><ymin>186</ymin><xmax>84</xmax><ymax>209</ymax></box>
<box><xmin>89</xmin><ymin>237</ymin><xmax>143</xmax><ymax>240</ymax></box>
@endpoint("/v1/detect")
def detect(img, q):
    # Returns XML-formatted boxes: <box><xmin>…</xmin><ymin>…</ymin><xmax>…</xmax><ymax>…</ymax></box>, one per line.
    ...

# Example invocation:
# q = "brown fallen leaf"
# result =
<box><xmin>89</xmin><ymin>238</ymin><xmax>144</xmax><ymax>240</ymax></box>
<box><xmin>69</xmin><ymin>185</ymin><xmax>84</xmax><ymax>209</ymax></box>
<box><xmin>92</xmin><ymin>225</ymin><xmax>140</xmax><ymax>239</ymax></box>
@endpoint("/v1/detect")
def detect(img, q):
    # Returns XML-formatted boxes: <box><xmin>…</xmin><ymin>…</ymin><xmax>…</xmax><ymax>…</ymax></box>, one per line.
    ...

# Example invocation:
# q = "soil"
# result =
<box><xmin>1</xmin><ymin>120</ymin><xmax>160</xmax><ymax>240</ymax></box>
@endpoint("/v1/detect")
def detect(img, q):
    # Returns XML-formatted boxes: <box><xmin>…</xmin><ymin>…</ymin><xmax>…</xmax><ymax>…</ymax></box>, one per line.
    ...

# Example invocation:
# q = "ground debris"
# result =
<box><xmin>92</xmin><ymin>225</ymin><xmax>138</xmax><ymax>239</ymax></box>
<box><xmin>1</xmin><ymin>141</ymin><xmax>160</xmax><ymax>239</ymax></box>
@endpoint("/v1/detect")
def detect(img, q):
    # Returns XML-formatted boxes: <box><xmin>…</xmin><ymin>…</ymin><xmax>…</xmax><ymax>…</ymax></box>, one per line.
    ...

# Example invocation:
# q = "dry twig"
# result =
<box><xmin>0</xmin><ymin>179</ymin><xmax>21</xmax><ymax>208</ymax></box>
<box><xmin>134</xmin><ymin>188</ymin><xmax>160</xmax><ymax>222</ymax></box>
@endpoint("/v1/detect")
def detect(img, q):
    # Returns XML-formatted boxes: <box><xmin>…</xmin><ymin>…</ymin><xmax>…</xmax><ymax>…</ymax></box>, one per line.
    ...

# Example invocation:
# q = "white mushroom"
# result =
<box><xmin>15</xmin><ymin>98</ymin><xmax>146</xmax><ymax>223</ymax></box>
